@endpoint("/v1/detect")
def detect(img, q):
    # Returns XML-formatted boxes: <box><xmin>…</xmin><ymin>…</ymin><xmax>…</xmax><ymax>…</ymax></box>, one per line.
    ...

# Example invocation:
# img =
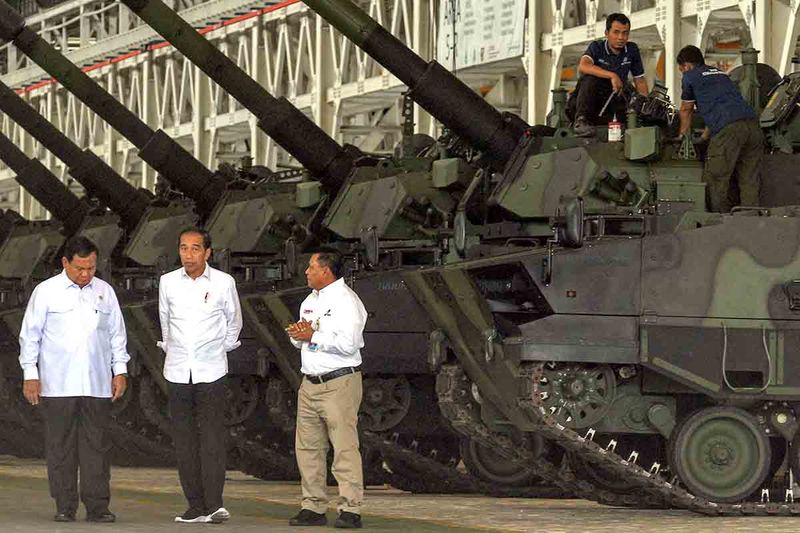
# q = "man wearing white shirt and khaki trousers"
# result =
<box><xmin>287</xmin><ymin>248</ymin><xmax>367</xmax><ymax>529</ymax></box>
<box><xmin>158</xmin><ymin>227</ymin><xmax>242</xmax><ymax>524</ymax></box>
<box><xmin>19</xmin><ymin>236</ymin><xmax>129</xmax><ymax>523</ymax></box>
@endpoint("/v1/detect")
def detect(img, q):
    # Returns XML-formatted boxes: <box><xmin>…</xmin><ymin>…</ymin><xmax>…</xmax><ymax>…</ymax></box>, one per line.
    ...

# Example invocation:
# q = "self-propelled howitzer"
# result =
<box><xmin>119</xmin><ymin>0</ymin><xmax>358</xmax><ymax>196</ymax></box>
<box><xmin>0</xmin><ymin>0</ymin><xmax>229</xmax><ymax>266</ymax></box>
<box><xmin>307</xmin><ymin>0</ymin><xmax>800</xmax><ymax>511</ymax></box>
<box><xmin>302</xmin><ymin>0</ymin><xmax>708</xmax><ymax>244</ymax></box>
<box><xmin>0</xmin><ymin>128</ymin><xmax>87</xmax><ymax>281</ymax></box>
<box><xmin>0</xmin><ymin>79</ymin><xmax>156</xmax><ymax>264</ymax></box>
<box><xmin>0</xmin><ymin>129</ymin><xmax>86</xmax><ymax>234</ymax></box>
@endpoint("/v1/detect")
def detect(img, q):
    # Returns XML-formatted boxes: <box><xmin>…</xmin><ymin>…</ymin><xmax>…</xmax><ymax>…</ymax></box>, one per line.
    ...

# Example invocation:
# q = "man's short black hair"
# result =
<box><xmin>606</xmin><ymin>13</ymin><xmax>631</xmax><ymax>32</ymax></box>
<box><xmin>677</xmin><ymin>45</ymin><xmax>705</xmax><ymax>66</ymax></box>
<box><xmin>179</xmin><ymin>226</ymin><xmax>212</xmax><ymax>250</ymax></box>
<box><xmin>313</xmin><ymin>247</ymin><xmax>344</xmax><ymax>278</ymax></box>
<box><xmin>62</xmin><ymin>236</ymin><xmax>99</xmax><ymax>262</ymax></box>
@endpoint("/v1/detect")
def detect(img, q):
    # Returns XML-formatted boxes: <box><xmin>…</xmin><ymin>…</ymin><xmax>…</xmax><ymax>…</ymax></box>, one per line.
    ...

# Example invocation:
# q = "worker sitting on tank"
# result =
<box><xmin>676</xmin><ymin>45</ymin><xmax>763</xmax><ymax>213</ymax></box>
<box><xmin>568</xmin><ymin>13</ymin><xmax>650</xmax><ymax>137</ymax></box>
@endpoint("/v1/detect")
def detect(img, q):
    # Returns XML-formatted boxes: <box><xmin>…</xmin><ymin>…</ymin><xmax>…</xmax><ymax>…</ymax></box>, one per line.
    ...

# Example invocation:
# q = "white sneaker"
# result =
<box><xmin>174</xmin><ymin>509</ymin><xmax>212</xmax><ymax>523</ymax></box>
<box><xmin>208</xmin><ymin>507</ymin><xmax>230</xmax><ymax>523</ymax></box>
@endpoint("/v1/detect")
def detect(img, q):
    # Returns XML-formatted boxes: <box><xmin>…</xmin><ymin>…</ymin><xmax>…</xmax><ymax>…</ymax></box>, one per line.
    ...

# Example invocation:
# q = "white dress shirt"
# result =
<box><xmin>158</xmin><ymin>263</ymin><xmax>242</xmax><ymax>384</ymax></box>
<box><xmin>291</xmin><ymin>277</ymin><xmax>367</xmax><ymax>376</ymax></box>
<box><xmin>18</xmin><ymin>270</ymin><xmax>129</xmax><ymax>398</ymax></box>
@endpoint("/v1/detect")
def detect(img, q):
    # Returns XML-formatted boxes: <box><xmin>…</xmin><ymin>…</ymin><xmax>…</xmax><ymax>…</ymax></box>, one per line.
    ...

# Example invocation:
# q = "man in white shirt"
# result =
<box><xmin>286</xmin><ymin>248</ymin><xmax>367</xmax><ymax>529</ymax></box>
<box><xmin>158</xmin><ymin>227</ymin><xmax>242</xmax><ymax>524</ymax></box>
<box><xmin>19</xmin><ymin>236</ymin><xmax>129</xmax><ymax>523</ymax></box>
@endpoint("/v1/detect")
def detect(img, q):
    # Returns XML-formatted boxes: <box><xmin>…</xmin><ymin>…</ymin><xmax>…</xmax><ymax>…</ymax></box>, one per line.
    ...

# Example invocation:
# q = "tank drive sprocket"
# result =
<box><xmin>537</xmin><ymin>364</ymin><xmax>616</xmax><ymax>429</ymax></box>
<box><xmin>359</xmin><ymin>376</ymin><xmax>412</xmax><ymax>432</ymax></box>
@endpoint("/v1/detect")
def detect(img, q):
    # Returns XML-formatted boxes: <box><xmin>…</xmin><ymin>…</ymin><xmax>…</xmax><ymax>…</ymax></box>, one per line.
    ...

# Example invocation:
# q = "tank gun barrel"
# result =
<box><xmin>0</xmin><ymin>80</ymin><xmax>150</xmax><ymax>229</ymax></box>
<box><xmin>119</xmin><ymin>0</ymin><xmax>356</xmax><ymax>194</ymax></box>
<box><xmin>0</xmin><ymin>0</ymin><xmax>224</xmax><ymax>214</ymax></box>
<box><xmin>302</xmin><ymin>0</ymin><xmax>524</xmax><ymax>166</ymax></box>
<box><xmin>0</xmin><ymin>129</ymin><xmax>87</xmax><ymax>233</ymax></box>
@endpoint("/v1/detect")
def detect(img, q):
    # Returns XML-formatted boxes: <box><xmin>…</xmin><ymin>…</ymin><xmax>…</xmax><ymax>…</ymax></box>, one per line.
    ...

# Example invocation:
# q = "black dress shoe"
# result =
<box><xmin>289</xmin><ymin>509</ymin><xmax>327</xmax><ymax>526</ymax></box>
<box><xmin>335</xmin><ymin>511</ymin><xmax>362</xmax><ymax>529</ymax></box>
<box><xmin>54</xmin><ymin>512</ymin><xmax>76</xmax><ymax>522</ymax></box>
<box><xmin>86</xmin><ymin>511</ymin><xmax>116</xmax><ymax>523</ymax></box>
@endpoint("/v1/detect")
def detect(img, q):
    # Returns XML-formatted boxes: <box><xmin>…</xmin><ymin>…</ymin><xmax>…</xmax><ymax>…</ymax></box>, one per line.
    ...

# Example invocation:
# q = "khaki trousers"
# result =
<box><xmin>295</xmin><ymin>372</ymin><xmax>363</xmax><ymax>514</ymax></box>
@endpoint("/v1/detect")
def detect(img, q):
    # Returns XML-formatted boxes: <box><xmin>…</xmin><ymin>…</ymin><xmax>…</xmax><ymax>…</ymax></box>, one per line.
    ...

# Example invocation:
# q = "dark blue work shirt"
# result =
<box><xmin>582</xmin><ymin>39</ymin><xmax>645</xmax><ymax>81</ymax></box>
<box><xmin>681</xmin><ymin>65</ymin><xmax>756</xmax><ymax>135</ymax></box>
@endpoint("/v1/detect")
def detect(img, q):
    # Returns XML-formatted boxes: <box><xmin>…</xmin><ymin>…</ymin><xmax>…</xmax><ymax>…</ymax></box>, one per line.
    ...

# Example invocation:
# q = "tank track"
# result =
<box><xmin>361</xmin><ymin>431</ymin><xmax>567</xmax><ymax>497</ymax></box>
<box><xmin>522</xmin><ymin>363</ymin><xmax>800</xmax><ymax>515</ymax></box>
<box><xmin>439</xmin><ymin>363</ymin><xmax>800</xmax><ymax>516</ymax></box>
<box><xmin>266</xmin><ymin>374</ymin><xmax>560</xmax><ymax>495</ymax></box>
<box><xmin>229</xmin><ymin>428</ymin><xmax>300</xmax><ymax>481</ymax></box>
<box><xmin>436</xmin><ymin>364</ymin><xmax>616</xmax><ymax>501</ymax></box>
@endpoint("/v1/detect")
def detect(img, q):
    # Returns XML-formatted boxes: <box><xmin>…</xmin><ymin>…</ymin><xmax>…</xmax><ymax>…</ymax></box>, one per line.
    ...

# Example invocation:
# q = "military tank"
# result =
<box><xmin>301</xmin><ymin>0</ymin><xmax>800</xmax><ymax>513</ymax></box>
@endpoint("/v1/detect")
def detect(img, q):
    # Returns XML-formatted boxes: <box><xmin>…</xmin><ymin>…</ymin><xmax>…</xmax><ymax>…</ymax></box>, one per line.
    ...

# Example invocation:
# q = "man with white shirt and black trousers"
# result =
<box><xmin>158</xmin><ymin>227</ymin><xmax>242</xmax><ymax>524</ymax></box>
<box><xmin>19</xmin><ymin>236</ymin><xmax>129</xmax><ymax>523</ymax></box>
<box><xmin>286</xmin><ymin>248</ymin><xmax>367</xmax><ymax>529</ymax></box>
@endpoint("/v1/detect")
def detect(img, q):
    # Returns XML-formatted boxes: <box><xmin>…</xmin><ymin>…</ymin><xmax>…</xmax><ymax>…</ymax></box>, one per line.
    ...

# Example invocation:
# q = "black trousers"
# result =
<box><xmin>167</xmin><ymin>377</ymin><xmax>227</xmax><ymax>512</ymax></box>
<box><xmin>41</xmin><ymin>397</ymin><xmax>112</xmax><ymax>516</ymax></box>
<box><xmin>568</xmin><ymin>74</ymin><xmax>629</xmax><ymax>124</ymax></box>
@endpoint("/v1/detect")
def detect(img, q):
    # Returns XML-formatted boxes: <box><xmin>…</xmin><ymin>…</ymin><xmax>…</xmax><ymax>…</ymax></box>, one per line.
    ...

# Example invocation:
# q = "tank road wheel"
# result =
<box><xmin>359</xmin><ymin>377</ymin><xmax>412</xmax><ymax>432</ymax></box>
<box><xmin>670</xmin><ymin>406</ymin><xmax>771</xmax><ymax>503</ymax></box>
<box><xmin>224</xmin><ymin>375</ymin><xmax>259</xmax><ymax>426</ymax></box>
<box><xmin>538</xmin><ymin>364</ymin><xmax>616</xmax><ymax>428</ymax></box>
<box><xmin>460</xmin><ymin>436</ymin><xmax>539</xmax><ymax>487</ymax></box>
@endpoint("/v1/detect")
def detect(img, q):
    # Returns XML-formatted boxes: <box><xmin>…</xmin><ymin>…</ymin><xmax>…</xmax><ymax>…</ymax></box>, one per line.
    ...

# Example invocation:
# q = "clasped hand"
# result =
<box><xmin>286</xmin><ymin>318</ymin><xmax>314</xmax><ymax>342</ymax></box>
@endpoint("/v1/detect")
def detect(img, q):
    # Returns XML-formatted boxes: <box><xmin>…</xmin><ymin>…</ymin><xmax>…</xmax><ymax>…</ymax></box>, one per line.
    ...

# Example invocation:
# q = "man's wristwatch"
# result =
<box><xmin>115</xmin><ymin>373</ymin><xmax>128</xmax><ymax>378</ymax></box>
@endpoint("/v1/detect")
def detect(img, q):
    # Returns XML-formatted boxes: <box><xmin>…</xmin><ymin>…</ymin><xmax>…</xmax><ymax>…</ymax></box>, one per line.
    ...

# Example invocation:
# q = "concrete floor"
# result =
<box><xmin>0</xmin><ymin>456</ymin><xmax>799</xmax><ymax>532</ymax></box>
